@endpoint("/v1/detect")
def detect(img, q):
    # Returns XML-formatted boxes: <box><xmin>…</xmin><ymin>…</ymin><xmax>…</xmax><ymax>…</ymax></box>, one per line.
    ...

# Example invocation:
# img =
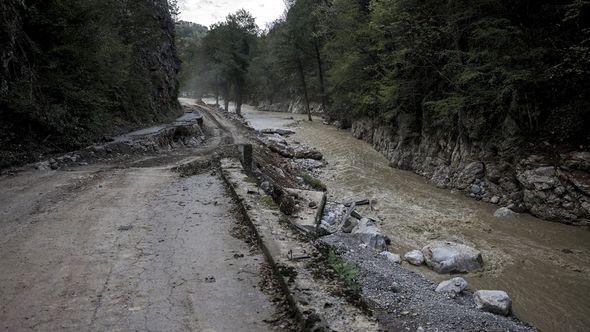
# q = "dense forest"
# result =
<box><xmin>0</xmin><ymin>0</ymin><xmax>180</xmax><ymax>168</ymax></box>
<box><xmin>185</xmin><ymin>0</ymin><xmax>589</xmax><ymax>145</ymax></box>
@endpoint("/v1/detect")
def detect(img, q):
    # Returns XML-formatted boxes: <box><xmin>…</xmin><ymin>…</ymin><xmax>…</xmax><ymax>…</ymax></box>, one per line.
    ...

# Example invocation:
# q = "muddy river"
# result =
<box><xmin>205</xmin><ymin>99</ymin><xmax>590</xmax><ymax>331</ymax></box>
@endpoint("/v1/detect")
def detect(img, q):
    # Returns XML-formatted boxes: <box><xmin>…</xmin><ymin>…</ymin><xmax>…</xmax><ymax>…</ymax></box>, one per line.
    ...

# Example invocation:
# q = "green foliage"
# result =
<box><xmin>249</xmin><ymin>0</ymin><xmax>589</xmax><ymax>144</ymax></box>
<box><xmin>260</xmin><ymin>195</ymin><xmax>279</xmax><ymax>209</ymax></box>
<box><xmin>177</xmin><ymin>0</ymin><xmax>589</xmax><ymax>145</ymax></box>
<box><xmin>176</xmin><ymin>21</ymin><xmax>208</xmax><ymax>96</ymax></box>
<box><xmin>300</xmin><ymin>173</ymin><xmax>327</xmax><ymax>191</ymax></box>
<box><xmin>198</xmin><ymin>10</ymin><xmax>259</xmax><ymax>114</ymax></box>
<box><xmin>1</xmin><ymin>0</ymin><xmax>180</xmax><ymax>167</ymax></box>
<box><xmin>327</xmin><ymin>249</ymin><xmax>360</xmax><ymax>290</ymax></box>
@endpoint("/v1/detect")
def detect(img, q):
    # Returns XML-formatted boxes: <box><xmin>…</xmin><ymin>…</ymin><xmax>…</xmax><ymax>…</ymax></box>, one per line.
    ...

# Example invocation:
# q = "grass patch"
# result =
<box><xmin>327</xmin><ymin>249</ymin><xmax>360</xmax><ymax>290</ymax></box>
<box><xmin>244</xmin><ymin>176</ymin><xmax>257</xmax><ymax>184</ymax></box>
<box><xmin>260</xmin><ymin>195</ymin><xmax>279</xmax><ymax>209</ymax></box>
<box><xmin>300</xmin><ymin>173</ymin><xmax>327</xmax><ymax>191</ymax></box>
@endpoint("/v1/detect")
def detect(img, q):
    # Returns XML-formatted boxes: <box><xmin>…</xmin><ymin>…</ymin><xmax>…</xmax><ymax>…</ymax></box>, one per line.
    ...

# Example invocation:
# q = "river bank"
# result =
<box><xmin>239</xmin><ymin>104</ymin><xmax>590</xmax><ymax>332</ymax></box>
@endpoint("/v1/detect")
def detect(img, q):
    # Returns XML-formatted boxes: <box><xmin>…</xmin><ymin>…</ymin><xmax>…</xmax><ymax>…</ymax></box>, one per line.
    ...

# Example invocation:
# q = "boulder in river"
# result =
<box><xmin>435</xmin><ymin>277</ymin><xmax>468</xmax><ymax>294</ymax></box>
<box><xmin>494</xmin><ymin>207</ymin><xmax>517</xmax><ymax>218</ymax></box>
<box><xmin>422</xmin><ymin>241</ymin><xmax>483</xmax><ymax>273</ymax></box>
<box><xmin>403</xmin><ymin>250</ymin><xmax>425</xmax><ymax>266</ymax></box>
<box><xmin>474</xmin><ymin>290</ymin><xmax>512</xmax><ymax>316</ymax></box>
<box><xmin>379</xmin><ymin>251</ymin><xmax>401</xmax><ymax>264</ymax></box>
<box><xmin>351</xmin><ymin>218</ymin><xmax>390</xmax><ymax>251</ymax></box>
<box><xmin>260</xmin><ymin>128</ymin><xmax>295</xmax><ymax>136</ymax></box>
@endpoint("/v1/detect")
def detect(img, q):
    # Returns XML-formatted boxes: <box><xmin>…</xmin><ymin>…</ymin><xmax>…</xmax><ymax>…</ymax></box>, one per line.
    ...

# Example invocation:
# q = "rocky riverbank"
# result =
<box><xmin>350</xmin><ymin>117</ymin><xmax>590</xmax><ymax>225</ymax></box>
<box><xmin>224</xmin><ymin>108</ymin><xmax>536</xmax><ymax>330</ymax></box>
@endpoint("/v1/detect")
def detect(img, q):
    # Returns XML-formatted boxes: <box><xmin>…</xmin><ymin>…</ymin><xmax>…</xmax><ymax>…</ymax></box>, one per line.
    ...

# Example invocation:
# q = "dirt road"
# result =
<box><xmin>0</xmin><ymin>107</ymin><xmax>282</xmax><ymax>331</ymax></box>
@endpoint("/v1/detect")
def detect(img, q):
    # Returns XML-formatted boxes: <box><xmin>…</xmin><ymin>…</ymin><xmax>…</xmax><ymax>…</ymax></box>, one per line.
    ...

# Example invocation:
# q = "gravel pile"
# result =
<box><xmin>319</xmin><ymin>234</ymin><xmax>536</xmax><ymax>331</ymax></box>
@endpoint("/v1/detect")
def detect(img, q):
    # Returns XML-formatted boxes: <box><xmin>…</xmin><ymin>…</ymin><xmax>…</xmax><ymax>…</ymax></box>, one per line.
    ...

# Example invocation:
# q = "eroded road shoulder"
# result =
<box><xmin>0</xmin><ymin>166</ymin><xmax>281</xmax><ymax>331</ymax></box>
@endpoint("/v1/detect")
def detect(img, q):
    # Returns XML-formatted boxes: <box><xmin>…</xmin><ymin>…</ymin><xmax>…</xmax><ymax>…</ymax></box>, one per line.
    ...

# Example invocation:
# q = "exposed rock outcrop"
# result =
<box><xmin>351</xmin><ymin>117</ymin><xmax>590</xmax><ymax>225</ymax></box>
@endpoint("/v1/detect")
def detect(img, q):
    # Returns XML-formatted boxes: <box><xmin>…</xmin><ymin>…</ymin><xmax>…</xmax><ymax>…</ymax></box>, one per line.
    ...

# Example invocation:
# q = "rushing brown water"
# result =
<box><xmin>235</xmin><ymin>104</ymin><xmax>590</xmax><ymax>332</ymax></box>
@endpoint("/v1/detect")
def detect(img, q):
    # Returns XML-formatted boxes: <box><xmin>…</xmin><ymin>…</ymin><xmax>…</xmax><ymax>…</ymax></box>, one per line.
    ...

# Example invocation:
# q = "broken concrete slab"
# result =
<box><xmin>284</xmin><ymin>187</ymin><xmax>326</xmax><ymax>236</ymax></box>
<box><xmin>220</xmin><ymin>158</ymin><xmax>378</xmax><ymax>331</ymax></box>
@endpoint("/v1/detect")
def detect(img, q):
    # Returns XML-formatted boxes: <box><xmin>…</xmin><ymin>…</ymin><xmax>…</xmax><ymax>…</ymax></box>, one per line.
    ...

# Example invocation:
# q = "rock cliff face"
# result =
<box><xmin>0</xmin><ymin>0</ymin><xmax>180</xmax><ymax>168</ymax></box>
<box><xmin>137</xmin><ymin>0</ymin><xmax>181</xmax><ymax>116</ymax></box>
<box><xmin>351</xmin><ymin>116</ymin><xmax>590</xmax><ymax>225</ymax></box>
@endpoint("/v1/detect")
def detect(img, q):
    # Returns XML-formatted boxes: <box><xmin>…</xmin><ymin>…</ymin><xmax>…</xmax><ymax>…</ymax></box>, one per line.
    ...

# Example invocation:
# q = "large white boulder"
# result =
<box><xmin>435</xmin><ymin>277</ymin><xmax>468</xmax><ymax>294</ymax></box>
<box><xmin>379</xmin><ymin>251</ymin><xmax>401</xmax><ymax>264</ymax></box>
<box><xmin>422</xmin><ymin>241</ymin><xmax>483</xmax><ymax>273</ymax></box>
<box><xmin>403</xmin><ymin>250</ymin><xmax>425</xmax><ymax>266</ymax></box>
<box><xmin>351</xmin><ymin>218</ymin><xmax>390</xmax><ymax>251</ymax></box>
<box><xmin>493</xmin><ymin>207</ymin><xmax>516</xmax><ymax>218</ymax></box>
<box><xmin>474</xmin><ymin>290</ymin><xmax>512</xmax><ymax>316</ymax></box>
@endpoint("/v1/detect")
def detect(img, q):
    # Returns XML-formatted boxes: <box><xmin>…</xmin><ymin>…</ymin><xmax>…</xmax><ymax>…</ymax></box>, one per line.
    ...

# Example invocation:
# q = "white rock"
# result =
<box><xmin>422</xmin><ymin>241</ymin><xmax>483</xmax><ymax>273</ymax></box>
<box><xmin>474</xmin><ymin>290</ymin><xmax>512</xmax><ymax>316</ymax></box>
<box><xmin>493</xmin><ymin>207</ymin><xmax>516</xmax><ymax>218</ymax></box>
<box><xmin>379</xmin><ymin>251</ymin><xmax>401</xmax><ymax>264</ymax></box>
<box><xmin>404</xmin><ymin>250</ymin><xmax>425</xmax><ymax>266</ymax></box>
<box><xmin>435</xmin><ymin>277</ymin><xmax>468</xmax><ymax>294</ymax></box>
<box><xmin>351</xmin><ymin>218</ymin><xmax>390</xmax><ymax>251</ymax></box>
<box><xmin>490</xmin><ymin>196</ymin><xmax>500</xmax><ymax>204</ymax></box>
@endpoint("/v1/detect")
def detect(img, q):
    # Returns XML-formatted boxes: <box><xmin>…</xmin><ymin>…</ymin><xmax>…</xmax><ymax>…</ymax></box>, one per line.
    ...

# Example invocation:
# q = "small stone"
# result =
<box><xmin>417</xmin><ymin>327</ymin><xmax>425</xmax><ymax>332</ymax></box>
<box><xmin>493</xmin><ymin>207</ymin><xmax>516</xmax><ymax>218</ymax></box>
<box><xmin>435</xmin><ymin>277</ymin><xmax>468</xmax><ymax>294</ymax></box>
<box><xmin>390</xmin><ymin>282</ymin><xmax>400</xmax><ymax>293</ymax></box>
<box><xmin>379</xmin><ymin>251</ymin><xmax>401</xmax><ymax>264</ymax></box>
<box><xmin>490</xmin><ymin>196</ymin><xmax>500</xmax><ymax>204</ymax></box>
<box><xmin>404</xmin><ymin>250</ymin><xmax>425</xmax><ymax>266</ymax></box>
<box><xmin>470</xmin><ymin>184</ymin><xmax>482</xmax><ymax>194</ymax></box>
<box><xmin>474</xmin><ymin>290</ymin><xmax>512</xmax><ymax>316</ymax></box>
<box><xmin>341</xmin><ymin>217</ymin><xmax>358</xmax><ymax>233</ymax></box>
<box><xmin>308</xmin><ymin>201</ymin><xmax>317</xmax><ymax>208</ymax></box>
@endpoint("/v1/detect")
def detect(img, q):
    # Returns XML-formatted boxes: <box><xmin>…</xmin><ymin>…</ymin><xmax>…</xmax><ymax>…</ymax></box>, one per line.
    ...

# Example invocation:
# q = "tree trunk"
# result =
<box><xmin>221</xmin><ymin>81</ymin><xmax>230</xmax><ymax>112</ymax></box>
<box><xmin>296</xmin><ymin>58</ymin><xmax>312</xmax><ymax>121</ymax></box>
<box><xmin>314</xmin><ymin>41</ymin><xmax>327</xmax><ymax>113</ymax></box>
<box><xmin>235</xmin><ymin>84</ymin><xmax>243</xmax><ymax>117</ymax></box>
<box><xmin>215</xmin><ymin>77</ymin><xmax>219</xmax><ymax>105</ymax></box>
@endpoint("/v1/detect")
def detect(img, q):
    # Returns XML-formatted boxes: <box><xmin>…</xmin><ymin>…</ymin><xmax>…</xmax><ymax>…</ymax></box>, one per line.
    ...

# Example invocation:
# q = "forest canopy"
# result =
<box><xmin>181</xmin><ymin>0</ymin><xmax>589</xmax><ymax>144</ymax></box>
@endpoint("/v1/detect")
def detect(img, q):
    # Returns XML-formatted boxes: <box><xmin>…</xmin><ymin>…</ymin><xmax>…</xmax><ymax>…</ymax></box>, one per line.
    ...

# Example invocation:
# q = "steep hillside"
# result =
<box><xmin>0</xmin><ymin>0</ymin><xmax>180</xmax><ymax>168</ymax></box>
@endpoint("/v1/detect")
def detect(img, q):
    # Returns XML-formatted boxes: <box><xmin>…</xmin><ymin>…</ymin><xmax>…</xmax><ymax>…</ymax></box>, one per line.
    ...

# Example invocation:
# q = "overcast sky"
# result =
<box><xmin>178</xmin><ymin>0</ymin><xmax>286</xmax><ymax>29</ymax></box>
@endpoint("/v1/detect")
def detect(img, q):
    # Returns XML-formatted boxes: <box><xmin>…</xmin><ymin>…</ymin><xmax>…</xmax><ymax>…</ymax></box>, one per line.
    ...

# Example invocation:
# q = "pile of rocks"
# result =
<box><xmin>259</xmin><ymin>134</ymin><xmax>323</xmax><ymax>161</ymax></box>
<box><xmin>319</xmin><ymin>201</ymin><xmax>390</xmax><ymax>251</ymax></box>
<box><xmin>398</xmin><ymin>242</ymin><xmax>514</xmax><ymax>316</ymax></box>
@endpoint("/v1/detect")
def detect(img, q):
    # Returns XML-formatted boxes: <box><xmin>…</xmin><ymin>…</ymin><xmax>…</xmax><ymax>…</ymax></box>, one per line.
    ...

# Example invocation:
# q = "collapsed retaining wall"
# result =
<box><xmin>351</xmin><ymin>117</ymin><xmax>590</xmax><ymax>225</ymax></box>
